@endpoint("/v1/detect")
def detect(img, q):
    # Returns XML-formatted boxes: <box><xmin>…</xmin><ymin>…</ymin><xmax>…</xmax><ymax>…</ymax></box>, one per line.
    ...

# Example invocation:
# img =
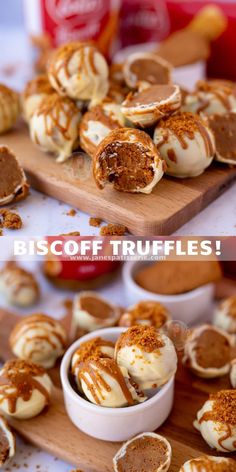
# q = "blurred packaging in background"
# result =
<box><xmin>120</xmin><ymin>0</ymin><xmax>170</xmax><ymax>47</ymax></box>
<box><xmin>166</xmin><ymin>1</ymin><xmax>236</xmax><ymax>81</ymax></box>
<box><xmin>11</xmin><ymin>0</ymin><xmax>236</xmax><ymax>81</ymax></box>
<box><xmin>23</xmin><ymin>0</ymin><xmax>121</xmax><ymax>58</ymax></box>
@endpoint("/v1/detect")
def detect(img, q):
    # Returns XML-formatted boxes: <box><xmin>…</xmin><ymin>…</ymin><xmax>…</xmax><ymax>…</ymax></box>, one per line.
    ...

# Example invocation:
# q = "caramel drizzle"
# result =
<box><xmin>49</xmin><ymin>42</ymin><xmax>98</xmax><ymax>91</ymax></box>
<box><xmin>157</xmin><ymin>115</ymin><xmax>214</xmax><ymax>158</ymax></box>
<box><xmin>71</xmin><ymin>338</ymin><xmax>114</xmax><ymax>374</ymax></box>
<box><xmin>1</xmin><ymin>265</ymin><xmax>38</xmax><ymax>298</ymax></box>
<box><xmin>35</xmin><ymin>95</ymin><xmax>79</xmax><ymax>141</ymax></box>
<box><xmin>78</xmin><ymin>359</ymin><xmax>134</xmax><ymax>406</ymax></box>
<box><xmin>24</xmin><ymin>75</ymin><xmax>53</xmax><ymax>98</ymax></box>
<box><xmin>0</xmin><ymin>362</ymin><xmax>50</xmax><ymax>414</ymax></box>
<box><xmin>10</xmin><ymin>317</ymin><xmax>66</xmax><ymax>361</ymax></box>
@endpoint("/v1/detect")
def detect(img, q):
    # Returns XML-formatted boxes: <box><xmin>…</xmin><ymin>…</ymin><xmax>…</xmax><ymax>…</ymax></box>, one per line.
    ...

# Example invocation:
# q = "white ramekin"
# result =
<box><xmin>122</xmin><ymin>262</ymin><xmax>215</xmax><ymax>326</ymax></box>
<box><xmin>60</xmin><ymin>327</ymin><xmax>175</xmax><ymax>442</ymax></box>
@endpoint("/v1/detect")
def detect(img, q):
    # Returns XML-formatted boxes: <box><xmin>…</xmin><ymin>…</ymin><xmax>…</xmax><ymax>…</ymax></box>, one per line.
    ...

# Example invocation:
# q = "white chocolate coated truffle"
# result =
<box><xmin>121</xmin><ymin>84</ymin><xmax>181</xmax><ymax>128</ymax></box>
<box><xmin>0</xmin><ymin>359</ymin><xmax>52</xmax><ymax>419</ymax></box>
<box><xmin>78</xmin><ymin>358</ymin><xmax>146</xmax><ymax>407</ymax></box>
<box><xmin>113</xmin><ymin>432</ymin><xmax>172</xmax><ymax>472</ymax></box>
<box><xmin>183</xmin><ymin>324</ymin><xmax>233</xmax><ymax>379</ymax></box>
<box><xmin>0</xmin><ymin>84</ymin><xmax>20</xmax><ymax>134</ymax></box>
<box><xmin>79</xmin><ymin>100</ymin><xmax>125</xmax><ymax>157</ymax></box>
<box><xmin>71</xmin><ymin>337</ymin><xmax>115</xmax><ymax>391</ymax></box>
<box><xmin>115</xmin><ymin>326</ymin><xmax>177</xmax><ymax>391</ymax></box>
<box><xmin>0</xmin><ymin>262</ymin><xmax>39</xmax><ymax>307</ymax></box>
<box><xmin>214</xmin><ymin>297</ymin><xmax>236</xmax><ymax>335</ymax></box>
<box><xmin>182</xmin><ymin>80</ymin><xmax>236</xmax><ymax>116</ymax></box>
<box><xmin>93</xmin><ymin>128</ymin><xmax>164</xmax><ymax>194</ymax></box>
<box><xmin>22</xmin><ymin>75</ymin><xmax>54</xmax><ymax>122</ymax></box>
<box><xmin>179</xmin><ymin>456</ymin><xmax>236</xmax><ymax>472</ymax></box>
<box><xmin>123</xmin><ymin>52</ymin><xmax>173</xmax><ymax>88</ymax></box>
<box><xmin>29</xmin><ymin>93</ymin><xmax>81</xmax><ymax>162</ymax></box>
<box><xmin>48</xmin><ymin>42</ymin><xmax>109</xmax><ymax>107</ymax></box>
<box><xmin>72</xmin><ymin>291</ymin><xmax>120</xmax><ymax>333</ymax></box>
<box><xmin>119</xmin><ymin>301</ymin><xmax>170</xmax><ymax>329</ymax></box>
<box><xmin>154</xmin><ymin>112</ymin><xmax>215</xmax><ymax>178</ymax></box>
<box><xmin>10</xmin><ymin>313</ymin><xmax>67</xmax><ymax>369</ymax></box>
<box><xmin>194</xmin><ymin>390</ymin><xmax>236</xmax><ymax>452</ymax></box>
<box><xmin>0</xmin><ymin>416</ymin><xmax>16</xmax><ymax>467</ymax></box>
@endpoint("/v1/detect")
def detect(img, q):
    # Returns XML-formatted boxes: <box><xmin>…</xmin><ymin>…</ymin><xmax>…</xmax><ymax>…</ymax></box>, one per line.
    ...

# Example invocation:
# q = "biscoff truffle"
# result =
<box><xmin>93</xmin><ymin>128</ymin><xmax>164</xmax><ymax>194</ymax></box>
<box><xmin>0</xmin><ymin>416</ymin><xmax>16</xmax><ymax>467</ymax></box>
<box><xmin>0</xmin><ymin>84</ymin><xmax>20</xmax><ymax>134</ymax></box>
<box><xmin>154</xmin><ymin>112</ymin><xmax>215</xmax><ymax>178</ymax></box>
<box><xmin>121</xmin><ymin>84</ymin><xmax>181</xmax><ymax>128</ymax></box>
<box><xmin>183</xmin><ymin>325</ymin><xmax>233</xmax><ymax>379</ymax></box>
<box><xmin>22</xmin><ymin>74</ymin><xmax>54</xmax><ymax>122</ymax></box>
<box><xmin>79</xmin><ymin>100</ymin><xmax>125</xmax><ymax>158</ymax></box>
<box><xmin>209</xmin><ymin>112</ymin><xmax>236</xmax><ymax>165</ymax></box>
<box><xmin>194</xmin><ymin>390</ymin><xmax>236</xmax><ymax>452</ymax></box>
<box><xmin>113</xmin><ymin>433</ymin><xmax>172</xmax><ymax>472</ymax></box>
<box><xmin>29</xmin><ymin>93</ymin><xmax>82</xmax><ymax>163</ymax></box>
<box><xmin>119</xmin><ymin>301</ymin><xmax>170</xmax><ymax>329</ymax></box>
<box><xmin>0</xmin><ymin>146</ymin><xmax>29</xmax><ymax>206</ymax></box>
<box><xmin>48</xmin><ymin>42</ymin><xmax>109</xmax><ymax>107</ymax></box>
<box><xmin>123</xmin><ymin>52</ymin><xmax>173</xmax><ymax>89</ymax></box>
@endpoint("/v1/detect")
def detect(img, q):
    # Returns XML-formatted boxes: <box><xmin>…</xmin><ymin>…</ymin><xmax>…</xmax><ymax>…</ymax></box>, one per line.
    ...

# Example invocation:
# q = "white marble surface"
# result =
<box><xmin>0</xmin><ymin>28</ymin><xmax>236</xmax><ymax>237</ymax></box>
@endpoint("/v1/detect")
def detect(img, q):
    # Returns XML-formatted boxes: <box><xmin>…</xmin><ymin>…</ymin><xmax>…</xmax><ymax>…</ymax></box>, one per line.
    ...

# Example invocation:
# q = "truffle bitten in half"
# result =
<box><xmin>93</xmin><ymin>128</ymin><xmax>165</xmax><ymax>194</ymax></box>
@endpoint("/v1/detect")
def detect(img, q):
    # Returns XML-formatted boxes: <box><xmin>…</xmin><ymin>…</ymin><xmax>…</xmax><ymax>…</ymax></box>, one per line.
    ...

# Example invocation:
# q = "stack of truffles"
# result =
<box><xmin>0</xmin><ymin>39</ymin><xmax>232</xmax><ymax>196</ymax></box>
<box><xmin>71</xmin><ymin>325</ymin><xmax>177</xmax><ymax>408</ymax></box>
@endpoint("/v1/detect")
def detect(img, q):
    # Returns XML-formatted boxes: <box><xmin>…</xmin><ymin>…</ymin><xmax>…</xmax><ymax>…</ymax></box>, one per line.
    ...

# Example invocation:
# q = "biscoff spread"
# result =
<box><xmin>194</xmin><ymin>328</ymin><xmax>232</xmax><ymax>369</ymax></box>
<box><xmin>80</xmin><ymin>295</ymin><xmax>114</xmax><ymax>320</ymax></box>
<box><xmin>116</xmin><ymin>326</ymin><xmax>165</xmax><ymax>353</ymax></box>
<box><xmin>124</xmin><ymin>84</ymin><xmax>176</xmax><ymax>108</ymax></box>
<box><xmin>129</xmin><ymin>58</ymin><xmax>170</xmax><ymax>86</ymax></box>
<box><xmin>116</xmin><ymin>436</ymin><xmax>168</xmax><ymax>472</ymax></box>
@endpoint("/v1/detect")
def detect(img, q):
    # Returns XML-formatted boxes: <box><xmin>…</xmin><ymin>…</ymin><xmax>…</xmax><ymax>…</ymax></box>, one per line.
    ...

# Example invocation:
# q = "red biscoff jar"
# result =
<box><xmin>23</xmin><ymin>0</ymin><xmax>121</xmax><ymax>58</ymax></box>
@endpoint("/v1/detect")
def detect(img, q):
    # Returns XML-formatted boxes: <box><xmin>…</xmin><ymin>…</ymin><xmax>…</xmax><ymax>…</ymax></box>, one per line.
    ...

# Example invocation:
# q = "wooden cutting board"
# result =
<box><xmin>1</xmin><ymin>123</ymin><xmax>236</xmax><ymax>235</ymax></box>
<box><xmin>0</xmin><ymin>309</ymin><xmax>235</xmax><ymax>471</ymax></box>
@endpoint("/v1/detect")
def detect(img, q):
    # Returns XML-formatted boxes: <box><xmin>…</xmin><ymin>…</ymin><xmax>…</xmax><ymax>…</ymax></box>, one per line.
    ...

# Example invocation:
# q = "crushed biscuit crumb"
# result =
<box><xmin>66</xmin><ymin>209</ymin><xmax>77</xmax><ymax>217</ymax></box>
<box><xmin>0</xmin><ymin>210</ymin><xmax>22</xmax><ymax>230</ymax></box>
<box><xmin>89</xmin><ymin>217</ymin><xmax>102</xmax><ymax>227</ymax></box>
<box><xmin>100</xmin><ymin>223</ymin><xmax>126</xmax><ymax>236</ymax></box>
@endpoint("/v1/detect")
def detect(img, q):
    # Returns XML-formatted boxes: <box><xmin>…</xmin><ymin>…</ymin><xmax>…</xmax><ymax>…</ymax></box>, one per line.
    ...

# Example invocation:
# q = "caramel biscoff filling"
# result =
<box><xmin>98</xmin><ymin>142</ymin><xmax>155</xmax><ymax>191</ymax></box>
<box><xmin>0</xmin><ymin>148</ymin><xmax>24</xmax><ymax>200</ymax></box>
<box><xmin>116</xmin><ymin>326</ymin><xmax>164</xmax><ymax>353</ymax></box>
<box><xmin>194</xmin><ymin>329</ymin><xmax>231</xmax><ymax>369</ymax></box>
<box><xmin>209</xmin><ymin>113</ymin><xmax>236</xmax><ymax>162</ymax></box>
<box><xmin>125</xmin><ymin>84</ymin><xmax>175</xmax><ymax>107</ymax></box>
<box><xmin>130</xmin><ymin>59</ymin><xmax>170</xmax><ymax>85</ymax></box>
<box><xmin>0</xmin><ymin>425</ymin><xmax>10</xmax><ymax>465</ymax></box>
<box><xmin>116</xmin><ymin>436</ymin><xmax>168</xmax><ymax>472</ymax></box>
<box><xmin>80</xmin><ymin>296</ymin><xmax>114</xmax><ymax>320</ymax></box>
<box><xmin>206</xmin><ymin>390</ymin><xmax>236</xmax><ymax>425</ymax></box>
